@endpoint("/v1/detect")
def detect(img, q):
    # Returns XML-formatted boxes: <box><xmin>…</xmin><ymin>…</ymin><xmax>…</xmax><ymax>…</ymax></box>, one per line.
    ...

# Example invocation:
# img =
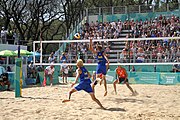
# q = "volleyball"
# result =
<box><xmin>74</xmin><ymin>33</ymin><xmax>81</xmax><ymax>40</ymax></box>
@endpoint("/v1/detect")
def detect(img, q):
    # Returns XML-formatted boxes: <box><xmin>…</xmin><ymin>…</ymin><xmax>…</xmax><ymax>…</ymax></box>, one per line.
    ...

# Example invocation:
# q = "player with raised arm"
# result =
<box><xmin>89</xmin><ymin>38</ymin><xmax>109</xmax><ymax>96</ymax></box>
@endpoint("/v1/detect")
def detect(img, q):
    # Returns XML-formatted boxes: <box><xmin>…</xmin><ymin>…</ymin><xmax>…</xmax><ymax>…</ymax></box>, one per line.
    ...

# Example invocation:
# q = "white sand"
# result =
<box><xmin>0</xmin><ymin>84</ymin><xmax>180</xmax><ymax>120</ymax></box>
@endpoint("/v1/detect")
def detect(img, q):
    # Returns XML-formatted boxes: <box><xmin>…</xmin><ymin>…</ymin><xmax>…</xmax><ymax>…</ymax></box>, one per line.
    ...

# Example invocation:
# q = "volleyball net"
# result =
<box><xmin>32</xmin><ymin>37</ymin><xmax>180</xmax><ymax>85</ymax></box>
<box><xmin>33</xmin><ymin>36</ymin><xmax>179</xmax><ymax>65</ymax></box>
<box><xmin>33</xmin><ymin>37</ymin><xmax>179</xmax><ymax>72</ymax></box>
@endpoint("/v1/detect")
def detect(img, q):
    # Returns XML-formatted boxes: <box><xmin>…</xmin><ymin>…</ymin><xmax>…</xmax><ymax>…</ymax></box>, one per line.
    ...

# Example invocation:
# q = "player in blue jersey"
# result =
<box><xmin>89</xmin><ymin>38</ymin><xmax>109</xmax><ymax>96</ymax></box>
<box><xmin>62</xmin><ymin>59</ymin><xmax>105</xmax><ymax>109</ymax></box>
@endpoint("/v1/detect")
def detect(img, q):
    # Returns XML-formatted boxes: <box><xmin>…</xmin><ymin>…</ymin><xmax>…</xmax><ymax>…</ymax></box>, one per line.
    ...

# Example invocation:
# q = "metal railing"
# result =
<box><xmin>68</xmin><ymin>3</ymin><xmax>179</xmax><ymax>40</ymax></box>
<box><xmin>87</xmin><ymin>3</ymin><xmax>180</xmax><ymax>15</ymax></box>
<box><xmin>38</xmin><ymin>51</ymin><xmax>179</xmax><ymax>64</ymax></box>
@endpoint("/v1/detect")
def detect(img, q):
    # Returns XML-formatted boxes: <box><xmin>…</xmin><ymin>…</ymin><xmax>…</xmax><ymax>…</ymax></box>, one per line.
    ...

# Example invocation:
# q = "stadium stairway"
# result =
<box><xmin>108</xmin><ymin>29</ymin><xmax>131</xmax><ymax>63</ymax></box>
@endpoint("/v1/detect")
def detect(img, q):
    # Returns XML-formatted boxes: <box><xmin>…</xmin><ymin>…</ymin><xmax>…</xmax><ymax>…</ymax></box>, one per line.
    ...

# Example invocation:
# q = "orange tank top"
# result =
<box><xmin>117</xmin><ymin>68</ymin><xmax>126</xmax><ymax>78</ymax></box>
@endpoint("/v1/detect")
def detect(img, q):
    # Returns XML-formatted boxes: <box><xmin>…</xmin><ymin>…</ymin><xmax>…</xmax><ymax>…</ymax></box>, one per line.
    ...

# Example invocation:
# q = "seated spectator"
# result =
<box><xmin>172</xmin><ymin>60</ymin><xmax>180</xmax><ymax>72</ymax></box>
<box><xmin>105</xmin><ymin>45</ymin><xmax>110</xmax><ymax>58</ymax></box>
<box><xmin>60</xmin><ymin>52</ymin><xmax>68</xmax><ymax>63</ymax></box>
<box><xmin>7</xmin><ymin>66</ymin><xmax>12</xmax><ymax>72</ymax></box>
<box><xmin>156</xmin><ymin>44</ymin><xmax>163</xmax><ymax>62</ymax></box>
<box><xmin>87</xmin><ymin>56</ymin><xmax>93</xmax><ymax>63</ymax></box>
<box><xmin>130</xmin><ymin>65</ymin><xmax>136</xmax><ymax>72</ymax></box>
<box><xmin>71</xmin><ymin>15</ymin><xmax>180</xmax><ymax>63</ymax></box>
<box><xmin>0</xmin><ymin>66</ymin><xmax>11</xmax><ymax>91</ymax></box>
<box><xmin>176</xmin><ymin>47</ymin><xmax>180</xmax><ymax>58</ymax></box>
<box><xmin>48</xmin><ymin>51</ymin><xmax>56</xmax><ymax>63</ymax></box>
<box><xmin>136</xmin><ymin>47</ymin><xmax>145</xmax><ymax>63</ymax></box>
<box><xmin>27</xmin><ymin>61</ymin><xmax>36</xmax><ymax>78</ymax></box>
<box><xmin>119</xmin><ymin>49</ymin><xmax>127</xmax><ymax>63</ymax></box>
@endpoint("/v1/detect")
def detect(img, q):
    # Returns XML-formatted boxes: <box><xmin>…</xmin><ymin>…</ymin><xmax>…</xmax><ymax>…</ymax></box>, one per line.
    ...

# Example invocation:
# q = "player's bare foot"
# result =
<box><xmin>134</xmin><ymin>90</ymin><xmax>138</xmax><ymax>95</ymax></box>
<box><xmin>62</xmin><ymin>99</ymin><xmax>70</xmax><ymax>103</ymax></box>
<box><xmin>111</xmin><ymin>90</ymin><xmax>117</xmax><ymax>95</ymax></box>
<box><xmin>101</xmin><ymin>106</ymin><xmax>106</xmax><ymax>110</ymax></box>
<box><xmin>131</xmin><ymin>91</ymin><xmax>138</xmax><ymax>96</ymax></box>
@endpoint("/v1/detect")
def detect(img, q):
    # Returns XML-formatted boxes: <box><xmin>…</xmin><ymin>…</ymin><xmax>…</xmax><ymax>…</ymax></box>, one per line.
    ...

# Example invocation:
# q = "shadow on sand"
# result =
<box><xmin>21</xmin><ymin>96</ymin><xmax>56</xmax><ymax>100</ymax></box>
<box><xmin>106</xmin><ymin>107</ymin><xmax>126</xmax><ymax>112</ymax></box>
<box><xmin>106</xmin><ymin>98</ymin><xmax>144</xmax><ymax>104</ymax></box>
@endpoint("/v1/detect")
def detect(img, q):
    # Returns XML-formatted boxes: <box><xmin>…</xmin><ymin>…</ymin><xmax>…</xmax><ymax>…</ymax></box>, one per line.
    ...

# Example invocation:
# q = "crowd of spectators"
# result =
<box><xmin>123</xmin><ymin>14</ymin><xmax>180</xmax><ymax>63</ymax></box>
<box><xmin>66</xmin><ymin>14</ymin><xmax>180</xmax><ymax>63</ymax></box>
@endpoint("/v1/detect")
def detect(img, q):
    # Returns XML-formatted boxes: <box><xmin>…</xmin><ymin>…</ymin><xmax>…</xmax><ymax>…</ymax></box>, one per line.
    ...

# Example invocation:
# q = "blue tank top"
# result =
<box><xmin>96</xmin><ymin>51</ymin><xmax>106</xmax><ymax>66</ymax></box>
<box><xmin>79</xmin><ymin>67</ymin><xmax>91</xmax><ymax>84</ymax></box>
<box><xmin>60</xmin><ymin>55</ymin><xmax>67</xmax><ymax>63</ymax></box>
<box><xmin>61</xmin><ymin>55</ymin><xmax>66</xmax><ymax>61</ymax></box>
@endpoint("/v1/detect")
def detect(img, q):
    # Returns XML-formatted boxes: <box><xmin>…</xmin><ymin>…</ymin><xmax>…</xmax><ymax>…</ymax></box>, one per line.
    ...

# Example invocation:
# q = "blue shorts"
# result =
<box><xmin>96</xmin><ymin>64</ymin><xmax>106</xmax><ymax>75</ymax></box>
<box><xmin>75</xmin><ymin>82</ymin><xmax>93</xmax><ymax>93</ymax></box>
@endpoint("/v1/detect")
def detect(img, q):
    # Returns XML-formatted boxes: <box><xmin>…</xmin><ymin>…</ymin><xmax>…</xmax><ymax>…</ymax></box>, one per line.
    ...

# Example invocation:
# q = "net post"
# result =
<box><xmin>15</xmin><ymin>58</ymin><xmax>22</xmax><ymax>98</ymax></box>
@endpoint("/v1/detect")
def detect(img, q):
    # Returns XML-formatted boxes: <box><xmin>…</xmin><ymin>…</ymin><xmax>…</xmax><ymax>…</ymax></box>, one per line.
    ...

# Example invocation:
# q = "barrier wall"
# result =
<box><xmin>1</xmin><ymin>71</ymin><xmax>179</xmax><ymax>91</ymax></box>
<box><xmin>0</xmin><ymin>72</ymin><xmax>26</xmax><ymax>90</ymax></box>
<box><xmin>85</xmin><ymin>65</ymin><xmax>173</xmax><ymax>72</ymax></box>
<box><xmin>58</xmin><ymin>71</ymin><xmax>180</xmax><ymax>85</ymax></box>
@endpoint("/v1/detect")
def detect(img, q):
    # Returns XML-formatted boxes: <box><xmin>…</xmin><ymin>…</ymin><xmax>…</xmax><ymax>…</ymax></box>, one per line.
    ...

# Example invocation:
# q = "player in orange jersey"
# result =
<box><xmin>113</xmin><ymin>65</ymin><xmax>137</xmax><ymax>95</ymax></box>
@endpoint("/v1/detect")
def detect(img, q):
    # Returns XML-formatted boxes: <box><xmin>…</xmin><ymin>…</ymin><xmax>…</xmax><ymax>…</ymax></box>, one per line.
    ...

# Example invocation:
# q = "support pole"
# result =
<box><xmin>15</xmin><ymin>58</ymin><xmax>22</xmax><ymax>97</ymax></box>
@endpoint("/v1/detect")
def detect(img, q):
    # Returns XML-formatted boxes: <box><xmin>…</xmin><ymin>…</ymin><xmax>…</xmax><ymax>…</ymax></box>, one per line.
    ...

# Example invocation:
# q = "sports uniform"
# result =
<box><xmin>116</xmin><ymin>67</ymin><xmax>128</xmax><ymax>83</ymax></box>
<box><xmin>75</xmin><ymin>66</ymin><xmax>93</xmax><ymax>93</ymax></box>
<box><xmin>96</xmin><ymin>51</ymin><xmax>107</xmax><ymax>75</ymax></box>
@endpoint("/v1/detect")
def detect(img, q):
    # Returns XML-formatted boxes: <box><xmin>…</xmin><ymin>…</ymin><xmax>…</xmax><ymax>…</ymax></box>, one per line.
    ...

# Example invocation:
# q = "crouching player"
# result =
<box><xmin>62</xmin><ymin>59</ymin><xmax>105</xmax><ymax>109</ymax></box>
<box><xmin>113</xmin><ymin>65</ymin><xmax>137</xmax><ymax>96</ymax></box>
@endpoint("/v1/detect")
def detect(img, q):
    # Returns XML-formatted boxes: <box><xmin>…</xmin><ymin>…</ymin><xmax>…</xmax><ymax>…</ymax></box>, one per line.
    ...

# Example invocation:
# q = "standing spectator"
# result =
<box><xmin>35</xmin><ymin>48</ymin><xmax>41</xmax><ymax>63</ymax></box>
<box><xmin>1</xmin><ymin>27</ymin><xmax>7</xmax><ymax>44</ymax></box>
<box><xmin>43</xmin><ymin>63</ymin><xmax>55</xmax><ymax>87</ymax></box>
<box><xmin>68</xmin><ymin>65</ymin><xmax>74</xmax><ymax>77</ymax></box>
<box><xmin>61</xmin><ymin>60</ymin><xmax>69</xmax><ymax>83</ymax></box>
<box><xmin>7</xmin><ymin>29</ymin><xmax>14</xmax><ymax>44</ymax></box>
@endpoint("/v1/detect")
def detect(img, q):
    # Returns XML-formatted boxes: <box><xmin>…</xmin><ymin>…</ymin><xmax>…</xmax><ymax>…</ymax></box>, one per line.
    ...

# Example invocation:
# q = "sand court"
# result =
<box><xmin>0</xmin><ymin>84</ymin><xmax>180</xmax><ymax>120</ymax></box>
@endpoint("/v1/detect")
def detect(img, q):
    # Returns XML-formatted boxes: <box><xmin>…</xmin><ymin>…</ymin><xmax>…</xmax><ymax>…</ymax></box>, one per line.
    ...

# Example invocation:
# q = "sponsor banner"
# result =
<box><xmin>159</xmin><ymin>73</ymin><xmax>179</xmax><ymax>85</ymax></box>
<box><xmin>128</xmin><ymin>72</ymin><xmax>159</xmax><ymax>84</ymax></box>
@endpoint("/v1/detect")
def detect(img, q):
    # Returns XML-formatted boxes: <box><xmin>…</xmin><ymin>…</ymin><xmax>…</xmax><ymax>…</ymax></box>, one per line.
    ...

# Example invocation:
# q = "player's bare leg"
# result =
<box><xmin>113</xmin><ymin>79</ymin><xmax>119</xmax><ymax>95</ymax></box>
<box><xmin>62</xmin><ymin>88</ymin><xmax>77</xmax><ymax>103</ymax></box>
<box><xmin>102</xmin><ymin>75</ymin><xmax>107</xmax><ymax>96</ymax></box>
<box><xmin>89</xmin><ymin>93</ymin><xmax>105</xmax><ymax>109</ymax></box>
<box><xmin>125</xmin><ymin>82</ymin><xmax>138</xmax><ymax>96</ymax></box>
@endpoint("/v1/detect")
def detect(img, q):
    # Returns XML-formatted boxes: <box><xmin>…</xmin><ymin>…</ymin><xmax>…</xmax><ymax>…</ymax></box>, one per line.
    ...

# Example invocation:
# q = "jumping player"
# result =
<box><xmin>89</xmin><ymin>38</ymin><xmax>109</xmax><ymax>96</ymax></box>
<box><xmin>62</xmin><ymin>59</ymin><xmax>105</xmax><ymax>109</ymax></box>
<box><xmin>113</xmin><ymin>65</ymin><xmax>137</xmax><ymax>95</ymax></box>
